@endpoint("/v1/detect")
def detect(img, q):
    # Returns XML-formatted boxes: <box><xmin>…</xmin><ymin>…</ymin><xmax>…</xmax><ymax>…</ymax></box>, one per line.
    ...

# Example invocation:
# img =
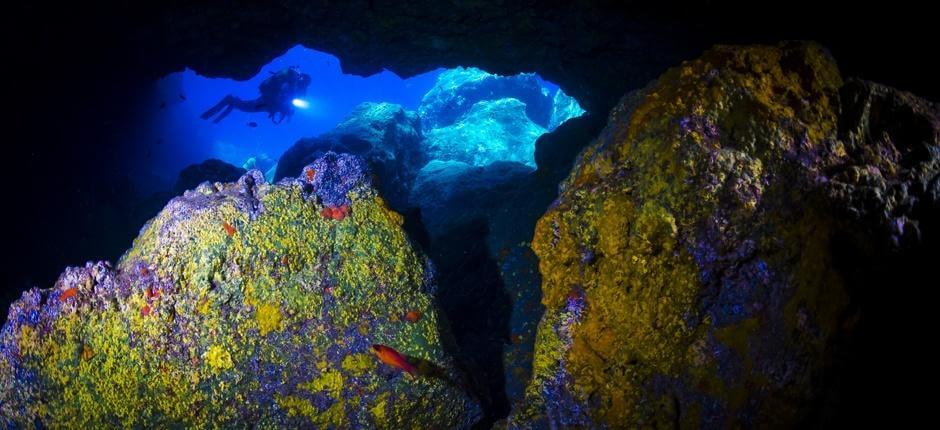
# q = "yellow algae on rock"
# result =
<box><xmin>513</xmin><ymin>42</ymin><xmax>866</xmax><ymax>428</ymax></box>
<box><xmin>0</xmin><ymin>155</ymin><xmax>480</xmax><ymax>428</ymax></box>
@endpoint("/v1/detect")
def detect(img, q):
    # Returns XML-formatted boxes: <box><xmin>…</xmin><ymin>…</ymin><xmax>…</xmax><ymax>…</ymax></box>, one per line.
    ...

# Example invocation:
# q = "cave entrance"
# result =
<box><xmin>136</xmin><ymin>44</ymin><xmax>587</xmax><ymax>425</ymax></box>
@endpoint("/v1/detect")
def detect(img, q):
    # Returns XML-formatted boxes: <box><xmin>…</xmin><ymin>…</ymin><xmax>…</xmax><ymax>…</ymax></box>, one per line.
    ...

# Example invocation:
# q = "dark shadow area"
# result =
<box><xmin>428</xmin><ymin>218</ymin><xmax>512</xmax><ymax>428</ymax></box>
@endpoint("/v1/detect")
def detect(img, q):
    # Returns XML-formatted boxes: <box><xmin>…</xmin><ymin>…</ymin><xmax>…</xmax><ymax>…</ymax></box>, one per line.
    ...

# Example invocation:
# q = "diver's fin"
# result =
<box><xmin>213</xmin><ymin>104</ymin><xmax>235</xmax><ymax>124</ymax></box>
<box><xmin>200</xmin><ymin>100</ymin><xmax>227</xmax><ymax>120</ymax></box>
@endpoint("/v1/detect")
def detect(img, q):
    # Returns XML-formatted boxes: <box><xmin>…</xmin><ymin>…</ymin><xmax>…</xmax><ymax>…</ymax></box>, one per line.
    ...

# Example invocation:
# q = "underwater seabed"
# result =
<box><xmin>2</xmin><ymin>42</ymin><xmax>939</xmax><ymax>428</ymax></box>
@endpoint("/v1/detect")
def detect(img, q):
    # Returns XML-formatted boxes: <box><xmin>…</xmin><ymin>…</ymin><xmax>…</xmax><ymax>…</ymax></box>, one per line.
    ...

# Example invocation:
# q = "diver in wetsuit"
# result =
<box><xmin>200</xmin><ymin>67</ymin><xmax>312</xmax><ymax>124</ymax></box>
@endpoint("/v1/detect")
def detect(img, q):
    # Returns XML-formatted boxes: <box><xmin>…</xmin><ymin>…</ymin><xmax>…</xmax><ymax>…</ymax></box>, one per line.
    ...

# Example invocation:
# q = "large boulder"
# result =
<box><xmin>275</xmin><ymin>102</ymin><xmax>424</xmax><ymax>210</ymax></box>
<box><xmin>0</xmin><ymin>153</ymin><xmax>480</xmax><ymax>428</ymax></box>
<box><xmin>174</xmin><ymin>158</ymin><xmax>247</xmax><ymax>195</ymax></box>
<box><xmin>548</xmin><ymin>89</ymin><xmax>586</xmax><ymax>130</ymax></box>
<box><xmin>510</xmin><ymin>42</ymin><xmax>939</xmax><ymax>428</ymax></box>
<box><xmin>423</xmin><ymin>98</ymin><xmax>546</xmax><ymax>168</ymax></box>
<box><xmin>419</xmin><ymin>67</ymin><xmax>553</xmax><ymax>129</ymax></box>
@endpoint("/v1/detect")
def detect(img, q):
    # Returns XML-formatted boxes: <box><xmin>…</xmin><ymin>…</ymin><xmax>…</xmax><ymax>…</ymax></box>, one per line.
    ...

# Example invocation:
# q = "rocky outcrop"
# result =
<box><xmin>418</xmin><ymin>67</ymin><xmax>552</xmax><ymax>129</ymax></box>
<box><xmin>510</xmin><ymin>42</ymin><xmax>939</xmax><ymax>428</ymax></box>
<box><xmin>174</xmin><ymin>159</ymin><xmax>247</xmax><ymax>195</ymax></box>
<box><xmin>275</xmin><ymin>102</ymin><xmax>424</xmax><ymax>210</ymax></box>
<box><xmin>0</xmin><ymin>154</ymin><xmax>480</xmax><ymax>428</ymax></box>
<box><xmin>423</xmin><ymin>98</ymin><xmax>546</xmax><ymax>168</ymax></box>
<box><xmin>548</xmin><ymin>89</ymin><xmax>586</xmax><ymax>130</ymax></box>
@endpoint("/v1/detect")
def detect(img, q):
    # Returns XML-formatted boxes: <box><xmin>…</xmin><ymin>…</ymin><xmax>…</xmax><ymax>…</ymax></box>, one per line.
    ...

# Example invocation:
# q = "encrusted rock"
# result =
<box><xmin>511</xmin><ymin>42</ymin><xmax>938</xmax><ymax>428</ymax></box>
<box><xmin>0</xmin><ymin>153</ymin><xmax>480</xmax><ymax>428</ymax></box>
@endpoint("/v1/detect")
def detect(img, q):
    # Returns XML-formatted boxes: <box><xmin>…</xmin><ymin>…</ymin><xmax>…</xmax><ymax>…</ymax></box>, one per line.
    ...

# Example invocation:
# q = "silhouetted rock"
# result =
<box><xmin>174</xmin><ymin>159</ymin><xmax>246</xmax><ymax>194</ymax></box>
<box><xmin>275</xmin><ymin>102</ymin><xmax>424</xmax><ymax>210</ymax></box>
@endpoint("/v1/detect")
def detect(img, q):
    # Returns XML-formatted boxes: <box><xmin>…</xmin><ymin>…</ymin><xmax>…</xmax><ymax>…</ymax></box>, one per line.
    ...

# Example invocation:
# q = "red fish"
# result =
<box><xmin>320</xmin><ymin>205</ymin><xmax>350</xmax><ymax>221</ymax></box>
<box><xmin>371</xmin><ymin>344</ymin><xmax>417</xmax><ymax>376</ymax></box>
<box><xmin>59</xmin><ymin>287</ymin><xmax>78</xmax><ymax>302</ymax></box>
<box><xmin>404</xmin><ymin>310</ymin><xmax>421</xmax><ymax>323</ymax></box>
<box><xmin>223</xmin><ymin>221</ymin><xmax>236</xmax><ymax>236</ymax></box>
<box><xmin>305</xmin><ymin>168</ymin><xmax>316</xmax><ymax>182</ymax></box>
<box><xmin>141</xmin><ymin>305</ymin><xmax>151</xmax><ymax>317</ymax></box>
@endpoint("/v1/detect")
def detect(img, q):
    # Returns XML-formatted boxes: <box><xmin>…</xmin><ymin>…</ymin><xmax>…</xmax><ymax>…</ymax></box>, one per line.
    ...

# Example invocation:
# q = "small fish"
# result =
<box><xmin>404</xmin><ymin>310</ymin><xmax>421</xmax><ymax>323</ymax></box>
<box><xmin>223</xmin><ymin>221</ymin><xmax>236</xmax><ymax>236</ymax></box>
<box><xmin>179</xmin><ymin>93</ymin><xmax>187</xmax><ymax>101</ymax></box>
<box><xmin>159</xmin><ymin>101</ymin><xmax>167</xmax><ymax>109</ymax></box>
<box><xmin>281</xmin><ymin>255</ymin><xmax>289</xmax><ymax>266</ymax></box>
<box><xmin>141</xmin><ymin>305</ymin><xmax>151</xmax><ymax>317</ymax></box>
<box><xmin>305</xmin><ymin>168</ymin><xmax>316</xmax><ymax>182</ymax></box>
<box><xmin>371</xmin><ymin>344</ymin><xmax>417</xmax><ymax>376</ymax></box>
<box><xmin>59</xmin><ymin>287</ymin><xmax>78</xmax><ymax>302</ymax></box>
<box><xmin>247</xmin><ymin>121</ymin><xmax>258</xmax><ymax>128</ymax></box>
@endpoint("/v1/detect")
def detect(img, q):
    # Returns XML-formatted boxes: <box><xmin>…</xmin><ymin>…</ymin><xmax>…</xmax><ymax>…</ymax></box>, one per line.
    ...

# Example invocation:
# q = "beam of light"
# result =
<box><xmin>292</xmin><ymin>98</ymin><xmax>310</xmax><ymax>109</ymax></box>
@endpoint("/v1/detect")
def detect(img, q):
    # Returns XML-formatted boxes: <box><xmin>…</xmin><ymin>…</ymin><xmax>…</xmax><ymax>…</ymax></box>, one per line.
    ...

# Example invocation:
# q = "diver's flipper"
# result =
<box><xmin>213</xmin><ymin>105</ymin><xmax>235</xmax><ymax>124</ymax></box>
<box><xmin>200</xmin><ymin>98</ymin><xmax>229</xmax><ymax>121</ymax></box>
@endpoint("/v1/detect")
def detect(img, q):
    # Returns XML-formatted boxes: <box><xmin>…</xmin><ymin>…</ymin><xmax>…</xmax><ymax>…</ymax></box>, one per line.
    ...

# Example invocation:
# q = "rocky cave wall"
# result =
<box><xmin>4</xmin><ymin>2</ymin><xmax>939</xmax><ymax>428</ymax></box>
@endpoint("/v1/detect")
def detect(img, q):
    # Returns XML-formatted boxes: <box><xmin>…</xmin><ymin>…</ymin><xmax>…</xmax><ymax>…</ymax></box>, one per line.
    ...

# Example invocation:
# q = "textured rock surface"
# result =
<box><xmin>275</xmin><ymin>102</ymin><xmax>424</xmax><ymax>210</ymax></box>
<box><xmin>174</xmin><ymin>159</ymin><xmax>247</xmax><ymax>195</ymax></box>
<box><xmin>418</xmin><ymin>67</ymin><xmax>552</xmax><ymax>129</ymax></box>
<box><xmin>411</xmin><ymin>160</ymin><xmax>535</xmax><ymax>238</ymax></box>
<box><xmin>424</xmin><ymin>98</ymin><xmax>547</xmax><ymax>168</ymax></box>
<box><xmin>548</xmin><ymin>89</ymin><xmax>587</xmax><ymax>130</ymax></box>
<box><xmin>0</xmin><ymin>153</ymin><xmax>480</xmax><ymax>428</ymax></box>
<box><xmin>511</xmin><ymin>42</ymin><xmax>939</xmax><ymax>428</ymax></box>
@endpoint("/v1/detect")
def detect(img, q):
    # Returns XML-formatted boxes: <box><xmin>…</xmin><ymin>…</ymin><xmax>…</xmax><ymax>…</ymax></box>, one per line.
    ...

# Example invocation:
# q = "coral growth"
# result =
<box><xmin>0</xmin><ymin>153</ymin><xmax>479</xmax><ymax>428</ymax></box>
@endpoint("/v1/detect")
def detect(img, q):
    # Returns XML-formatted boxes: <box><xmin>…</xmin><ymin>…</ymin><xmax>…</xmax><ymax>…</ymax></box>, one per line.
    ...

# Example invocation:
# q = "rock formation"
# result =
<box><xmin>275</xmin><ymin>102</ymin><xmax>425</xmax><ymax>211</ymax></box>
<box><xmin>509</xmin><ymin>42</ymin><xmax>938</xmax><ymax>428</ymax></box>
<box><xmin>0</xmin><ymin>154</ymin><xmax>480</xmax><ymax>428</ymax></box>
<box><xmin>423</xmin><ymin>99</ymin><xmax>546</xmax><ymax>168</ymax></box>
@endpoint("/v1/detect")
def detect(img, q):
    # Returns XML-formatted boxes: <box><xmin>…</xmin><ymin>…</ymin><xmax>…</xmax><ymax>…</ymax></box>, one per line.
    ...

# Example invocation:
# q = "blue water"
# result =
<box><xmin>133</xmin><ymin>45</ymin><xmax>441</xmax><ymax>190</ymax></box>
<box><xmin>130</xmin><ymin>44</ymin><xmax>569</xmax><ymax>194</ymax></box>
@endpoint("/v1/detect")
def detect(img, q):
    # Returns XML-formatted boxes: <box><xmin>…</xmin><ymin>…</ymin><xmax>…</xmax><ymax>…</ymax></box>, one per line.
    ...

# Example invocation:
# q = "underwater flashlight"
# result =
<box><xmin>292</xmin><ymin>98</ymin><xmax>310</xmax><ymax>109</ymax></box>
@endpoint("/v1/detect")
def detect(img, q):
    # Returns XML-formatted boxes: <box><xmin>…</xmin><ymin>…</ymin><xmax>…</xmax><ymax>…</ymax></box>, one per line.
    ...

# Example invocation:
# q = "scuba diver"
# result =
<box><xmin>200</xmin><ymin>66</ymin><xmax>312</xmax><ymax>124</ymax></box>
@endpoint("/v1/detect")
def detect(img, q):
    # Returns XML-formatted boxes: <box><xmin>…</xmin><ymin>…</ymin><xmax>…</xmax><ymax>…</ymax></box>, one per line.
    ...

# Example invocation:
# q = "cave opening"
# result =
<box><xmin>129</xmin><ymin>44</ymin><xmax>588</xmax><ymax>426</ymax></box>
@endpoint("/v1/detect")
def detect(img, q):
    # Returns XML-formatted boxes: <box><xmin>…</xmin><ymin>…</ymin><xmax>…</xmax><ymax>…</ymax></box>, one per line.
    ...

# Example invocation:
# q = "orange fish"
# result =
<box><xmin>141</xmin><ymin>305</ymin><xmax>151</xmax><ymax>317</ymax></box>
<box><xmin>59</xmin><ymin>287</ymin><xmax>78</xmax><ymax>302</ymax></box>
<box><xmin>305</xmin><ymin>168</ymin><xmax>316</xmax><ymax>182</ymax></box>
<box><xmin>320</xmin><ymin>205</ymin><xmax>350</xmax><ymax>221</ymax></box>
<box><xmin>371</xmin><ymin>344</ymin><xmax>417</xmax><ymax>376</ymax></box>
<box><xmin>223</xmin><ymin>221</ymin><xmax>236</xmax><ymax>236</ymax></box>
<box><xmin>404</xmin><ymin>310</ymin><xmax>421</xmax><ymax>323</ymax></box>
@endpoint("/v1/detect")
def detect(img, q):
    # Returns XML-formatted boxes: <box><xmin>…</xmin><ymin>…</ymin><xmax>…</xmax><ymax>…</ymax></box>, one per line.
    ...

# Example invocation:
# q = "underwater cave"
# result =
<box><xmin>3</xmin><ymin>2</ymin><xmax>938</xmax><ymax>428</ymax></box>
